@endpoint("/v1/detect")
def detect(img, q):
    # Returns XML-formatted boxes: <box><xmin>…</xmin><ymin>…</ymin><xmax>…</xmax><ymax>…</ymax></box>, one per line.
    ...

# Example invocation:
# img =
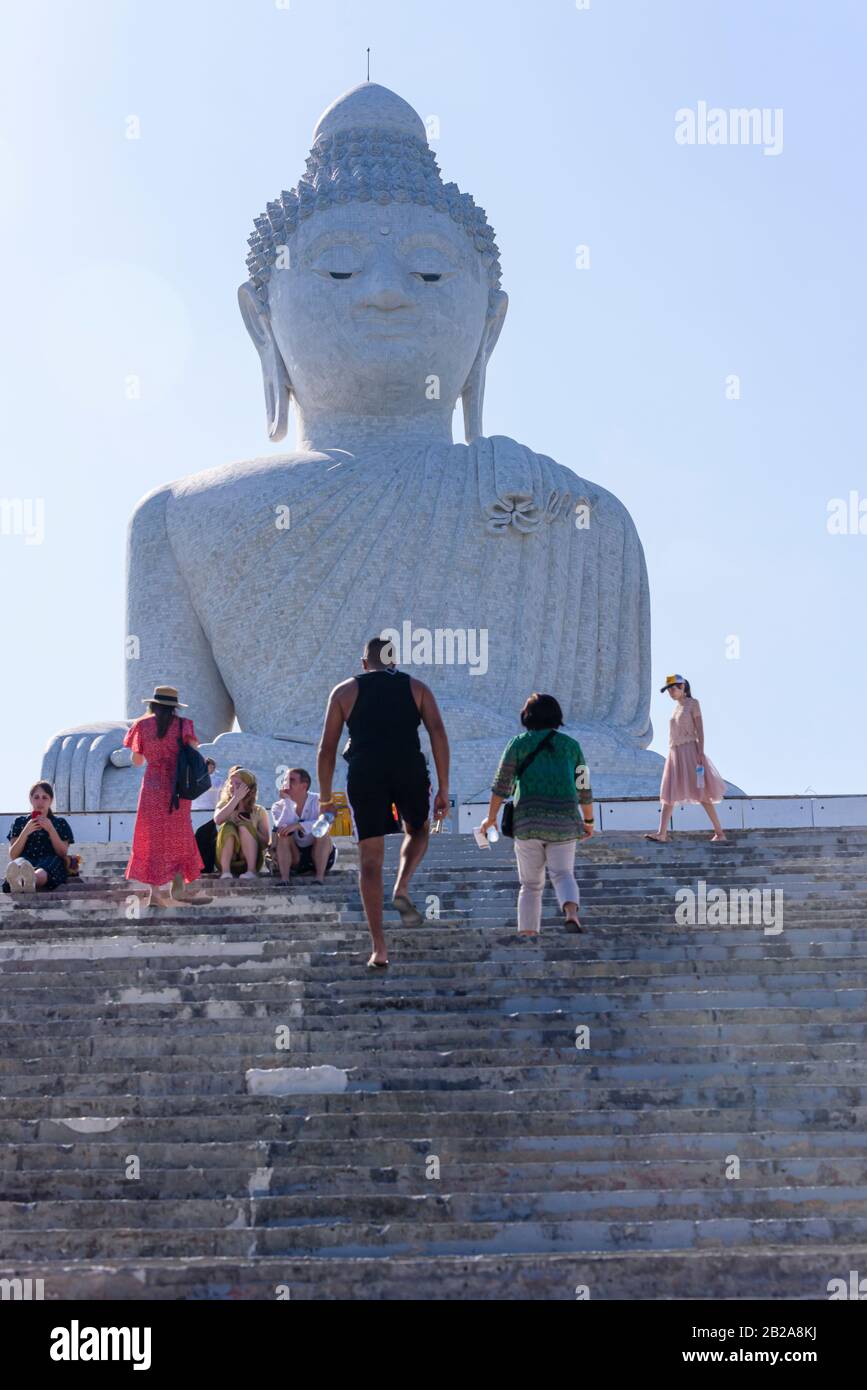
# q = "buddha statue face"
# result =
<box><xmin>273</xmin><ymin>202</ymin><xmax>491</xmax><ymax>415</ymax></box>
<box><xmin>241</xmin><ymin>202</ymin><xmax>507</xmax><ymax>442</ymax></box>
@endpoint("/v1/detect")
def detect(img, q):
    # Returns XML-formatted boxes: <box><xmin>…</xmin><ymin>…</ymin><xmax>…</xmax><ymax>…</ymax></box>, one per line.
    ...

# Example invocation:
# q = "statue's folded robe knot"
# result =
<box><xmin>477</xmin><ymin>436</ymin><xmax>575</xmax><ymax>535</ymax></box>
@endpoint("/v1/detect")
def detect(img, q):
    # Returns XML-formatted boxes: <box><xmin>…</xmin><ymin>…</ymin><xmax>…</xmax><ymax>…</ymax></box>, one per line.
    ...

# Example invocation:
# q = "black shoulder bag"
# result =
<box><xmin>171</xmin><ymin>720</ymin><xmax>211</xmax><ymax>812</ymax></box>
<box><xmin>500</xmin><ymin>731</ymin><xmax>557</xmax><ymax>838</ymax></box>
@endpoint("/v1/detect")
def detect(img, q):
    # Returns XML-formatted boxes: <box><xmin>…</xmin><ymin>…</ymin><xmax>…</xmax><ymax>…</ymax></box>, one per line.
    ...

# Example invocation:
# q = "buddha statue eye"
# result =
<box><xmin>310</xmin><ymin>246</ymin><xmax>362</xmax><ymax>281</ymax></box>
<box><xmin>415</xmin><ymin>272</ymin><xmax>443</xmax><ymax>283</ymax></box>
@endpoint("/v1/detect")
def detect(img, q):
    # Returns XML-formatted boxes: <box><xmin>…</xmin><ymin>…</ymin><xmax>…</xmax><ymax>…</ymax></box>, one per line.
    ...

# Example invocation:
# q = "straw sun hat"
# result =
<box><xmin>142</xmin><ymin>684</ymin><xmax>188</xmax><ymax>708</ymax></box>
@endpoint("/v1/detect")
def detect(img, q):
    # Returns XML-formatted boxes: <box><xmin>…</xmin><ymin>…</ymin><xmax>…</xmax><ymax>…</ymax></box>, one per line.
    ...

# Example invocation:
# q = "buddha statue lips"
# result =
<box><xmin>41</xmin><ymin>81</ymin><xmax>665</xmax><ymax>812</ymax></box>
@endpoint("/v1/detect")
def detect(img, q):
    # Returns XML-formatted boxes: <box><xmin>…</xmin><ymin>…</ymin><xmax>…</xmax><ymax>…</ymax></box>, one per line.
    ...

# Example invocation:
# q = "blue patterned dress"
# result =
<box><xmin>4</xmin><ymin>813</ymin><xmax>74</xmax><ymax>893</ymax></box>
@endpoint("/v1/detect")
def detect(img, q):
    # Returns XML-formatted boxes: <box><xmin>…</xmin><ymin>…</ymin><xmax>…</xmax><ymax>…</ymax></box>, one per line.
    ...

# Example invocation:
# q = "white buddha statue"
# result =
<box><xmin>43</xmin><ymin>82</ymin><xmax>664</xmax><ymax>811</ymax></box>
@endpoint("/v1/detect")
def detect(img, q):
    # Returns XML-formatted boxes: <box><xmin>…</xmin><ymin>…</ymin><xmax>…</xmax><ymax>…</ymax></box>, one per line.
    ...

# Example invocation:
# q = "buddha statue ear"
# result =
<box><xmin>238</xmin><ymin>281</ymin><xmax>293</xmax><ymax>443</ymax></box>
<box><xmin>461</xmin><ymin>290</ymin><xmax>509</xmax><ymax>444</ymax></box>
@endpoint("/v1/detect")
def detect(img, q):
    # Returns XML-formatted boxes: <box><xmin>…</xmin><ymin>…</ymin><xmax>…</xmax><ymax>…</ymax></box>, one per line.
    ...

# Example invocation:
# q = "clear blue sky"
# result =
<box><xmin>1</xmin><ymin>0</ymin><xmax>865</xmax><ymax>807</ymax></box>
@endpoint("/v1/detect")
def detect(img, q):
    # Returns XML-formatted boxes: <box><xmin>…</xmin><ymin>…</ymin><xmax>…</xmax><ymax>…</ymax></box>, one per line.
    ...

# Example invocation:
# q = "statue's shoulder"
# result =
<box><xmin>480</xmin><ymin>435</ymin><xmax>638</xmax><ymax>528</ymax></box>
<box><xmin>129</xmin><ymin>452</ymin><xmax>329</xmax><ymax>528</ymax></box>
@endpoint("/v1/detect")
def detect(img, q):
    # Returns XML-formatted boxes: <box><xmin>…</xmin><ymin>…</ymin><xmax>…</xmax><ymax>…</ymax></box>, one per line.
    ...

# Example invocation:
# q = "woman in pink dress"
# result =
<box><xmin>124</xmin><ymin>685</ymin><xmax>212</xmax><ymax>908</ymax></box>
<box><xmin>646</xmin><ymin>675</ymin><xmax>728</xmax><ymax>844</ymax></box>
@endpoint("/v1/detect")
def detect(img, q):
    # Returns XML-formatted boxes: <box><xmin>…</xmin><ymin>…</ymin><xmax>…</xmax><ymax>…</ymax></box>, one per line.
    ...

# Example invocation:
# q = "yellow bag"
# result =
<box><xmin>331</xmin><ymin>793</ymin><xmax>353</xmax><ymax>837</ymax></box>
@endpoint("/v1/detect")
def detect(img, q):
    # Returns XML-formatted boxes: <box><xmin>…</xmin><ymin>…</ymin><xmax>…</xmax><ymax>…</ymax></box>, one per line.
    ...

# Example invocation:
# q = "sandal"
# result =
<box><xmin>392</xmin><ymin>893</ymin><xmax>423</xmax><ymax>927</ymax></box>
<box><xmin>171</xmin><ymin>875</ymin><xmax>213</xmax><ymax>906</ymax></box>
<box><xmin>367</xmin><ymin>955</ymin><xmax>389</xmax><ymax>970</ymax></box>
<box><xmin>5</xmin><ymin>859</ymin><xmax>35</xmax><ymax>894</ymax></box>
<box><xmin>147</xmin><ymin>890</ymin><xmax>177</xmax><ymax>909</ymax></box>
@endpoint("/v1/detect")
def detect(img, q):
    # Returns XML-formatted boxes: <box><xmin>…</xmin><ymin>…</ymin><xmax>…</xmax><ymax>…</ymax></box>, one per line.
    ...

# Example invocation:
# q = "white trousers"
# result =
<box><xmin>513</xmin><ymin>838</ymin><xmax>580</xmax><ymax>934</ymax></box>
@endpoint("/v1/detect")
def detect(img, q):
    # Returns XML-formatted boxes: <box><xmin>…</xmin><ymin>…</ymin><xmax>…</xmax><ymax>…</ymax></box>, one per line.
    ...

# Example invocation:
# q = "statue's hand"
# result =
<box><xmin>41</xmin><ymin>722</ymin><xmax>134</xmax><ymax>813</ymax></box>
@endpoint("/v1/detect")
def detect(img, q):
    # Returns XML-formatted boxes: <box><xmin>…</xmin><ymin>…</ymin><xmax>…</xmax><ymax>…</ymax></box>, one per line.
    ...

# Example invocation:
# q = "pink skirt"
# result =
<box><xmin>660</xmin><ymin>740</ymin><xmax>726</xmax><ymax>805</ymax></box>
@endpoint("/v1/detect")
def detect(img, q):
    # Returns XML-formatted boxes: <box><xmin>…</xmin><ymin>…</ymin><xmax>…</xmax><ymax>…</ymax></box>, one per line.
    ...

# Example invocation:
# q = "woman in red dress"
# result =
<box><xmin>124</xmin><ymin>685</ymin><xmax>212</xmax><ymax>908</ymax></box>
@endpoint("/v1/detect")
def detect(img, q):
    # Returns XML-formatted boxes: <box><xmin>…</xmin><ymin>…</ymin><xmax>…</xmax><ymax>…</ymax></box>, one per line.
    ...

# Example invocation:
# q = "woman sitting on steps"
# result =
<box><xmin>214</xmin><ymin>768</ymin><xmax>271</xmax><ymax>881</ymax></box>
<box><xmin>4</xmin><ymin>780</ymin><xmax>74</xmax><ymax>896</ymax></box>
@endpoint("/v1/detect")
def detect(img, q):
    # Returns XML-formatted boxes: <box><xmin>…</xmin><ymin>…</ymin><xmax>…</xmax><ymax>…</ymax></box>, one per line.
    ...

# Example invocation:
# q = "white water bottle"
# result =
<box><xmin>311</xmin><ymin>810</ymin><xmax>335</xmax><ymax>839</ymax></box>
<box><xmin>486</xmin><ymin>825</ymin><xmax>500</xmax><ymax>845</ymax></box>
<box><xmin>696</xmin><ymin>764</ymin><xmax>705</xmax><ymax>791</ymax></box>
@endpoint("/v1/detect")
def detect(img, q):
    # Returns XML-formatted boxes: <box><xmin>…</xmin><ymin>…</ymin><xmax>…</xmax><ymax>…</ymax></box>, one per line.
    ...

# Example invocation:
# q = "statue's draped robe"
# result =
<box><xmin>166</xmin><ymin>436</ymin><xmax>653</xmax><ymax>758</ymax></box>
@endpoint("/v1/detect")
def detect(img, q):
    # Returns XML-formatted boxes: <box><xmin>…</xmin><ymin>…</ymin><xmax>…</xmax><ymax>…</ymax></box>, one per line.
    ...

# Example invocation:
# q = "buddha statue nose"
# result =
<box><xmin>363</xmin><ymin>284</ymin><xmax>414</xmax><ymax>311</ymax></box>
<box><xmin>360</xmin><ymin>259</ymin><xmax>416</xmax><ymax>312</ymax></box>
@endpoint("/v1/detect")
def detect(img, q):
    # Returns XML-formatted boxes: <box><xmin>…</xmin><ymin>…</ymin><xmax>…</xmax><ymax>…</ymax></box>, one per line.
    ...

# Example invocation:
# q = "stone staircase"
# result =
<box><xmin>1</xmin><ymin>827</ymin><xmax>866</xmax><ymax>1300</ymax></box>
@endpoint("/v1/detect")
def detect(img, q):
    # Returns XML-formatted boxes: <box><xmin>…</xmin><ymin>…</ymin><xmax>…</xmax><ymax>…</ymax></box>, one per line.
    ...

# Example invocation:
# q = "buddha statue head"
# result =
<box><xmin>239</xmin><ymin>83</ymin><xmax>509</xmax><ymax>447</ymax></box>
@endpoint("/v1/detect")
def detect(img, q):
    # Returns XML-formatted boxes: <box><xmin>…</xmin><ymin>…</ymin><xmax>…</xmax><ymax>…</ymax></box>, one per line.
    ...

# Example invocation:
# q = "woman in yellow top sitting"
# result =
<box><xmin>214</xmin><ymin>768</ymin><xmax>271</xmax><ymax>880</ymax></box>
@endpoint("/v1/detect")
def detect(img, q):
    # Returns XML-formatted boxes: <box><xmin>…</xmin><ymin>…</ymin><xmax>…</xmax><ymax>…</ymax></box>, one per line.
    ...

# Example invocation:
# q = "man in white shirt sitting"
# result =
<box><xmin>193</xmin><ymin>760</ymin><xmax>225</xmax><ymax>873</ymax></box>
<box><xmin>271</xmin><ymin>768</ymin><xmax>336</xmax><ymax>886</ymax></box>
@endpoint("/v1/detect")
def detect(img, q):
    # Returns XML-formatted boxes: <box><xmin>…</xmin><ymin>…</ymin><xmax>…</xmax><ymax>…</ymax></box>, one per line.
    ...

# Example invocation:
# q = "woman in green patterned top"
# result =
<box><xmin>480</xmin><ymin>693</ymin><xmax>594</xmax><ymax>935</ymax></box>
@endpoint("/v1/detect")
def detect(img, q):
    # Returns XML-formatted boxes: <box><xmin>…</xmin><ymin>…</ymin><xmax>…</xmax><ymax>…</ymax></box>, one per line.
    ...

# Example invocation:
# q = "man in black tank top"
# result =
<box><xmin>317</xmin><ymin>638</ymin><xmax>450</xmax><ymax>968</ymax></box>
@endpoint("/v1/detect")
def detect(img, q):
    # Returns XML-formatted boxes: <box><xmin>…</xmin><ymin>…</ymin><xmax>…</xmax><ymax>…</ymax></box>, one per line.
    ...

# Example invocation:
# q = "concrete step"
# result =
<box><xmin>6</xmin><ymin>1213</ymin><xmax>867</xmax><ymax>1261</ymax></box>
<box><xmin>0</xmin><ymin>1245</ymin><xmax>859</xmax><ymax>1299</ymax></box>
<box><xmin>5</xmin><ymin>1102</ymin><xmax>867</xmax><ymax>1143</ymax></box>
<box><xmin>6</xmin><ymin>1154</ymin><xmax>867</xmax><ymax>1201</ymax></box>
<box><xmin>4</xmin><ymin>1006</ymin><xmax>867</xmax><ymax>1041</ymax></box>
<box><xmin>6</xmin><ymin>953</ymin><xmax>867</xmax><ymax>994</ymax></box>
<box><xmin>3</xmin><ymin>898</ymin><xmax>772</xmax><ymax>918</ymax></box>
<box><xmin>8</xmin><ymin>1128</ymin><xmax>867</xmax><ymax>1170</ymax></box>
<box><xmin>6</xmin><ymin>1066</ymin><xmax>867</xmax><ymax>1103</ymax></box>
<box><xmin>3</xmin><ymin>1041</ymin><xmax>864</xmax><ymax>1075</ymax></box>
<box><xmin>15</xmin><ymin>1037</ymin><xmax>867</xmax><ymax>1074</ymax></box>
<box><xmin>7</xmin><ymin>1182</ymin><xmax>867</xmax><ymax>1234</ymax></box>
<box><xmin>3</xmin><ymin>987</ymin><xmax>866</xmax><ymax>1025</ymax></box>
<box><xmin>4</xmin><ymin>938</ymin><xmax>867</xmax><ymax>971</ymax></box>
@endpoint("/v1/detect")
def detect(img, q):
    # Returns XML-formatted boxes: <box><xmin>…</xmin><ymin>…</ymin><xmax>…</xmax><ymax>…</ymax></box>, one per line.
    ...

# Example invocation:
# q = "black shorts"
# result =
<box><xmin>295</xmin><ymin>842</ymin><xmax>336</xmax><ymax>876</ymax></box>
<box><xmin>346</xmin><ymin>752</ymin><xmax>431</xmax><ymax>843</ymax></box>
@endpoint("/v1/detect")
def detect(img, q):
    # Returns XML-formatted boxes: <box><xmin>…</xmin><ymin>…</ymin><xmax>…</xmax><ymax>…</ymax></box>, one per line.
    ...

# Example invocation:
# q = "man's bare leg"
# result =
<box><xmin>275</xmin><ymin>835</ymin><xmax>292</xmax><ymax>883</ymax></box>
<box><xmin>312</xmin><ymin>834</ymin><xmax>333</xmax><ymax>884</ymax></box>
<box><xmin>358</xmin><ymin>837</ymin><xmax>388</xmax><ymax>965</ymax></box>
<box><xmin>393</xmin><ymin>823</ymin><xmax>430</xmax><ymax>903</ymax></box>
